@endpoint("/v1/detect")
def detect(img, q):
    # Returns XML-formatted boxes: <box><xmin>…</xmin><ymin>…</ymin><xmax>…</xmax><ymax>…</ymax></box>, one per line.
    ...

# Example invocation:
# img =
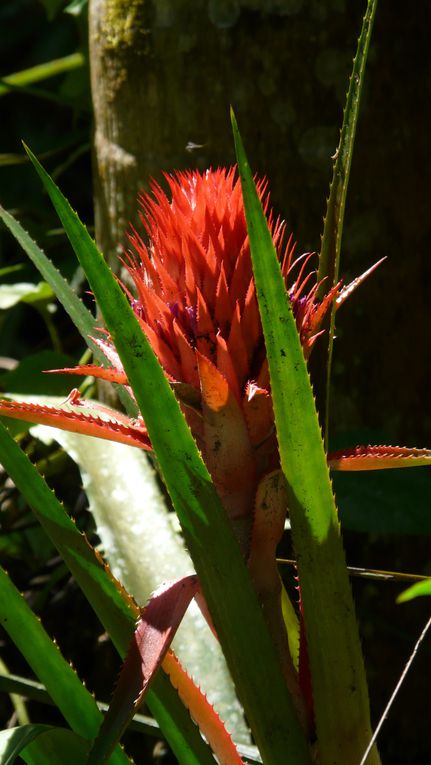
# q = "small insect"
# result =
<box><xmin>185</xmin><ymin>141</ymin><xmax>207</xmax><ymax>153</ymax></box>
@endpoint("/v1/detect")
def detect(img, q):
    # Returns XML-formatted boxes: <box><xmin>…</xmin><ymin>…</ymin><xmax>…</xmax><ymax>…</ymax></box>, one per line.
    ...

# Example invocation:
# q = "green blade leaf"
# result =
<box><xmin>232</xmin><ymin>110</ymin><xmax>379</xmax><ymax>765</ymax></box>
<box><xmin>0</xmin><ymin>53</ymin><xmax>84</xmax><ymax>97</ymax></box>
<box><xmin>0</xmin><ymin>204</ymin><xmax>99</xmax><ymax>357</ymax></box>
<box><xmin>0</xmin><ymin>565</ymin><xmax>131</xmax><ymax>765</ymax></box>
<box><xmin>0</xmin><ymin>725</ymin><xmax>51</xmax><ymax>765</ymax></box>
<box><xmin>0</xmin><ymin>281</ymin><xmax>54</xmax><ymax>311</ymax></box>
<box><xmin>0</xmin><ymin>421</ymin><xmax>217</xmax><ymax>765</ymax></box>
<box><xmin>0</xmin><ymin>726</ymin><xmax>88</xmax><ymax>765</ymax></box>
<box><xmin>398</xmin><ymin>578</ymin><xmax>431</xmax><ymax>603</ymax></box>
<box><xmin>315</xmin><ymin>0</ymin><xmax>378</xmax><ymax>437</ymax></box>
<box><xmin>23</xmin><ymin>146</ymin><xmax>311</xmax><ymax>765</ymax></box>
<box><xmin>21</xmin><ymin>727</ymin><xmax>90</xmax><ymax>765</ymax></box>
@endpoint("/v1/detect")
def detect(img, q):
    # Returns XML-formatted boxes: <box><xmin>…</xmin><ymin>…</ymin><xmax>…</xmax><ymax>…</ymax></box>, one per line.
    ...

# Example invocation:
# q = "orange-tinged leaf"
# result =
<box><xmin>198</xmin><ymin>352</ymin><xmax>230</xmax><ymax>412</ymax></box>
<box><xmin>304</xmin><ymin>282</ymin><xmax>340</xmax><ymax>352</ymax></box>
<box><xmin>46</xmin><ymin>364</ymin><xmax>129</xmax><ymax>385</ymax></box>
<box><xmin>139</xmin><ymin>285</ymin><xmax>173</xmax><ymax>337</ymax></box>
<box><xmin>242</xmin><ymin>280</ymin><xmax>261</xmax><ymax>359</ymax></box>
<box><xmin>248</xmin><ymin>469</ymin><xmax>287</xmax><ymax>592</ymax></box>
<box><xmin>243</xmin><ymin>382</ymin><xmax>273</xmax><ymax>448</ymax></box>
<box><xmin>227</xmin><ymin>303</ymin><xmax>249</xmax><ymax>386</ymax></box>
<box><xmin>172</xmin><ymin>320</ymin><xmax>200</xmax><ymax>389</ymax></box>
<box><xmin>197</xmin><ymin>352</ymin><xmax>255</xmax><ymax>525</ymax></box>
<box><xmin>214</xmin><ymin>264</ymin><xmax>232</xmax><ymax>333</ymax></box>
<box><xmin>215</xmin><ymin>334</ymin><xmax>241</xmax><ymax>404</ymax></box>
<box><xmin>247</xmin><ymin>470</ymin><xmax>307</xmax><ymax>731</ymax></box>
<box><xmin>196</xmin><ymin>287</ymin><xmax>216</xmax><ymax>358</ymax></box>
<box><xmin>139</xmin><ymin>321</ymin><xmax>182</xmax><ymax>381</ymax></box>
<box><xmin>328</xmin><ymin>445</ymin><xmax>431</xmax><ymax>471</ymax></box>
<box><xmin>0</xmin><ymin>395</ymin><xmax>151</xmax><ymax>450</ymax></box>
<box><xmin>163</xmin><ymin>652</ymin><xmax>244</xmax><ymax>765</ymax></box>
<box><xmin>230</xmin><ymin>243</ymin><xmax>251</xmax><ymax>307</ymax></box>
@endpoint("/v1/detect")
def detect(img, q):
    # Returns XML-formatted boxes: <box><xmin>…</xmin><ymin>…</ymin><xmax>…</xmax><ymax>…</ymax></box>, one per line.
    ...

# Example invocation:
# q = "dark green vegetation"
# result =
<box><xmin>0</xmin><ymin>2</ymin><xmax>430</xmax><ymax>763</ymax></box>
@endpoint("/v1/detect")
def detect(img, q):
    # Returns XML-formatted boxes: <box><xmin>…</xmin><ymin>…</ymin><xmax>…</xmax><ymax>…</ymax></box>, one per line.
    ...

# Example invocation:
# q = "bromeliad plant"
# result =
<box><xmin>1</xmin><ymin>3</ymin><xmax>430</xmax><ymax>764</ymax></box>
<box><xmin>1</xmin><ymin>150</ymin><xmax>431</xmax><ymax>765</ymax></box>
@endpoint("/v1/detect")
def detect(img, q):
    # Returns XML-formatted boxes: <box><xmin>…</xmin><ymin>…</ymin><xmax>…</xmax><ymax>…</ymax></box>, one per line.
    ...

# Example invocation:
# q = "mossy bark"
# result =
<box><xmin>89</xmin><ymin>0</ymin><xmax>155</xmax><ymax>270</ymax></box>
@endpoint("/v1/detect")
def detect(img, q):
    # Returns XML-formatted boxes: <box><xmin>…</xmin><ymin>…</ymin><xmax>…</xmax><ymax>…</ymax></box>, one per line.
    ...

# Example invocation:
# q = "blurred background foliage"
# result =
<box><xmin>0</xmin><ymin>1</ymin><xmax>430</xmax><ymax>762</ymax></box>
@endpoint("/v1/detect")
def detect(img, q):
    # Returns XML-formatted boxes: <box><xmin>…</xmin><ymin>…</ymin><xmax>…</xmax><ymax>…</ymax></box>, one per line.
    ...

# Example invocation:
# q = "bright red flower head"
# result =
<box><xmin>124</xmin><ymin>168</ymin><xmax>334</xmax><ymax>399</ymax></box>
<box><xmin>116</xmin><ymin>168</ymin><xmax>340</xmax><ymax>537</ymax></box>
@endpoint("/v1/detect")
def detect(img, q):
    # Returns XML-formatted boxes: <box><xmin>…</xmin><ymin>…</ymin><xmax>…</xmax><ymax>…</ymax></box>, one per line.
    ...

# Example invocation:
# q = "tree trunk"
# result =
<box><xmin>89</xmin><ymin>0</ymin><xmax>355</xmax><ymax>263</ymax></box>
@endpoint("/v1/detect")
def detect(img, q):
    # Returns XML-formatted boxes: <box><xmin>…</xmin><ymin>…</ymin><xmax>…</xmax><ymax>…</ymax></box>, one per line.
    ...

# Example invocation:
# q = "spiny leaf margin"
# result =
<box><xmin>0</xmin><ymin>564</ymin><xmax>131</xmax><ymax>765</ymax></box>
<box><xmin>23</xmin><ymin>143</ymin><xmax>311</xmax><ymax>765</ymax></box>
<box><xmin>316</xmin><ymin>0</ymin><xmax>378</xmax><ymax>436</ymax></box>
<box><xmin>0</xmin><ymin>204</ymin><xmax>98</xmax><ymax>355</ymax></box>
<box><xmin>0</xmin><ymin>420</ymin><xmax>217</xmax><ymax>765</ymax></box>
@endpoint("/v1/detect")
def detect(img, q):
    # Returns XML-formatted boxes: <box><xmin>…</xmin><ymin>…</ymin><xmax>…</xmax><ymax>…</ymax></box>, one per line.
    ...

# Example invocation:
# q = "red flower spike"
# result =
<box><xmin>122</xmin><ymin>168</ymin><xmax>351</xmax><ymax>556</ymax></box>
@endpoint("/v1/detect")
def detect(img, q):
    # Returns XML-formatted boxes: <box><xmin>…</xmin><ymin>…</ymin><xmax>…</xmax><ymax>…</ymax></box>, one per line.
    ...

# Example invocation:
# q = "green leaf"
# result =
<box><xmin>0</xmin><ymin>725</ymin><xmax>52</xmax><ymax>765</ymax></box>
<box><xmin>23</xmin><ymin>145</ymin><xmax>311</xmax><ymax>765</ymax></box>
<box><xmin>0</xmin><ymin>421</ymin><xmax>218</xmax><ymax>765</ymax></box>
<box><xmin>0</xmin><ymin>265</ymin><xmax>24</xmax><ymax>278</ymax></box>
<box><xmin>0</xmin><ymin>282</ymin><xmax>54</xmax><ymax>311</ymax></box>
<box><xmin>0</xmin><ymin>674</ymin><xmax>198</xmax><ymax>745</ymax></box>
<box><xmin>0</xmin><ymin>565</ymin><xmax>131</xmax><ymax>765</ymax></box>
<box><xmin>0</xmin><ymin>205</ymin><xmax>98</xmax><ymax>354</ymax></box>
<box><xmin>0</xmin><ymin>657</ymin><xmax>29</xmax><ymax>724</ymax></box>
<box><xmin>0</xmin><ymin>54</ymin><xmax>85</xmax><ymax>97</ymax></box>
<box><xmin>21</xmin><ymin>728</ymin><xmax>90</xmax><ymax>765</ymax></box>
<box><xmin>232</xmin><ymin>110</ymin><xmax>379</xmax><ymax>765</ymax></box>
<box><xmin>0</xmin><ymin>726</ymin><xmax>88</xmax><ymax>765</ymax></box>
<box><xmin>398</xmin><ymin>578</ymin><xmax>431</xmax><ymax>604</ymax></box>
<box><xmin>65</xmin><ymin>0</ymin><xmax>88</xmax><ymax>15</ymax></box>
<box><xmin>316</xmin><ymin>0</ymin><xmax>378</xmax><ymax>437</ymax></box>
